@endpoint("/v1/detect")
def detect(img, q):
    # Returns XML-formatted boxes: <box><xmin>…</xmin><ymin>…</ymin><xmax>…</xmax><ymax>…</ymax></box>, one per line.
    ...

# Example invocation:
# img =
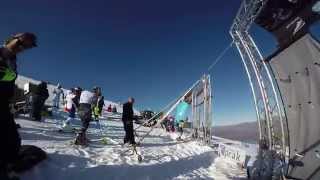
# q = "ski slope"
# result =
<box><xmin>16</xmin><ymin>112</ymin><xmax>247</xmax><ymax>180</ymax></box>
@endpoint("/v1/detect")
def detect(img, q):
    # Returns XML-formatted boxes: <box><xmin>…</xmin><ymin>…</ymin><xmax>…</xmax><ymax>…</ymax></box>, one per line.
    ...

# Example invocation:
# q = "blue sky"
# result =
<box><xmin>1</xmin><ymin>0</ymin><xmax>292</xmax><ymax>125</ymax></box>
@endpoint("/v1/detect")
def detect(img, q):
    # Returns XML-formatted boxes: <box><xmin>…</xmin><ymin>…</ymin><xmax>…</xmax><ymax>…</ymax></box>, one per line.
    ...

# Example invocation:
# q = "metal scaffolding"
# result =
<box><xmin>230</xmin><ymin>0</ymin><xmax>289</xmax><ymax>178</ymax></box>
<box><xmin>191</xmin><ymin>74</ymin><xmax>212</xmax><ymax>144</ymax></box>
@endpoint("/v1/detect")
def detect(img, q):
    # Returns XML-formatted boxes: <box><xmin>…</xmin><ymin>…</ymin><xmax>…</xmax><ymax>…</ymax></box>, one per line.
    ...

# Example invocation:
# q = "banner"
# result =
<box><xmin>218</xmin><ymin>144</ymin><xmax>247</xmax><ymax>166</ymax></box>
<box><xmin>175</xmin><ymin>101</ymin><xmax>189</xmax><ymax>123</ymax></box>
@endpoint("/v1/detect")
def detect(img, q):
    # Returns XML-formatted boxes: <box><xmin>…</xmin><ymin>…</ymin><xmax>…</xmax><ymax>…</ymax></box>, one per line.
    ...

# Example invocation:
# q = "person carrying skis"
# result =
<box><xmin>75</xmin><ymin>87</ymin><xmax>98</xmax><ymax>145</ymax></box>
<box><xmin>122</xmin><ymin>97</ymin><xmax>136</xmax><ymax>145</ymax></box>
<box><xmin>0</xmin><ymin>32</ymin><xmax>37</xmax><ymax>180</ymax></box>
<box><xmin>52</xmin><ymin>83</ymin><xmax>64</xmax><ymax>109</ymax></box>
<box><xmin>30</xmin><ymin>81</ymin><xmax>49</xmax><ymax>121</ymax></box>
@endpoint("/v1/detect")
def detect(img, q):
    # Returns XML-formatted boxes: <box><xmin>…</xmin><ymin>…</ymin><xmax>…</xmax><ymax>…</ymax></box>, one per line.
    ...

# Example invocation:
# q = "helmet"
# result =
<box><xmin>5</xmin><ymin>32</ymin><xmax>37</xmax><ymax>48</ymax></box>
<box><xmin>75</xmin><ymin>86</ymin><xmax>82</xmax><ymax>92</ymax></box>
<box><xmin>92</xmin><ymin>86</ymin><xmax>102</xmax><ymax>93</ymax></box>
<box><xmin>70</xmin><ymin>88</ymin><xmax>76</xmax><ymax>92</ymax></box>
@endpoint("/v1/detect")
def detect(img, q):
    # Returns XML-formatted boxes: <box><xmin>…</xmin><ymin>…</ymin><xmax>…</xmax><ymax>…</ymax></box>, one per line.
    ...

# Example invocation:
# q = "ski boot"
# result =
<box><xmin>74</xmin><ymin>132</ymin><xmax>88</xmax><ymax>146</ymax></box>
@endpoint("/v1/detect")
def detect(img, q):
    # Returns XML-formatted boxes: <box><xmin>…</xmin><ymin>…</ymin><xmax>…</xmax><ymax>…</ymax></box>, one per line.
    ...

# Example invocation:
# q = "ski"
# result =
<box><xmin>120</xmin><ymin>144</ymin><xmax>142</xmax><ymax>162</ymax></box>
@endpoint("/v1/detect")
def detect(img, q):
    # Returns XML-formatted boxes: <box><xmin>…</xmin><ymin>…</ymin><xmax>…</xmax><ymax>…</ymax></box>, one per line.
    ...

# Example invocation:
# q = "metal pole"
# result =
<box><xmin>237</xmin><ymin>31</ymin><xmax>273</xmax><ymax>149</ymax></box>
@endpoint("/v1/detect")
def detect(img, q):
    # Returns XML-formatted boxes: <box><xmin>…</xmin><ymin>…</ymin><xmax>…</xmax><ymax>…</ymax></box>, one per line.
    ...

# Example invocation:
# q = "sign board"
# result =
<box><xmin>218</xmin><ymin>143</ymin><xmax>247</xmax><ymax>166</ymax></box>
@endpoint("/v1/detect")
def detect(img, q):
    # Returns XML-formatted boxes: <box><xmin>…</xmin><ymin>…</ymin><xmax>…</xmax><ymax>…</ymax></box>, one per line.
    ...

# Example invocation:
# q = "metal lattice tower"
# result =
<box><xmin>230</xmin><ymin>0</ymin><xmax>289</xmax><ymax>177</ymax></box>
<box><xmin>191</xmin><ymin>75</ymin><xmax>212</xmax><ymax>144</ymax></box>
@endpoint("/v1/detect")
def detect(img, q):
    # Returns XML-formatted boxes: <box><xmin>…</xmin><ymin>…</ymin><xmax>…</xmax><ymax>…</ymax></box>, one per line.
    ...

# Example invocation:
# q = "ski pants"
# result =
<box><xmin>0</xmin><ymin>102</ymin><xmax>21</xmax><ymax>175</ymax></box>
<box><xmin>78</xmin><ymin>103</ymin><xmax>92</xmax><ymax>134</ymax></box>
<box><xmin>122</xmin><ymin>120</ymin><xmax>135</xmax><ymax>144</ymax></box>
<box><xmin>53</xmin><ymin>96</ymin><xmax>60</xmax><ymax>108</ymax></box>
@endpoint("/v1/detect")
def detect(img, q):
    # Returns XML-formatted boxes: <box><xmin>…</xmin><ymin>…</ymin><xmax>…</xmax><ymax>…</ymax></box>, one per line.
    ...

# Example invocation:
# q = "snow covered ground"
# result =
<box><xmin>15</xmin><ymin>111</ymin><xmax>248</xmax><ymax>180</ymax></box>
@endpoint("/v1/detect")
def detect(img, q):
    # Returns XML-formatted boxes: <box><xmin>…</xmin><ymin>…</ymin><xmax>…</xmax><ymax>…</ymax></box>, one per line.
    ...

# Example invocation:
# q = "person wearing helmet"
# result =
<box><xmin>0</xmin><ymin>32</ymin><xmax>37</xmax><ymax>179</ymax></box>
<box><xmin>60</xmin><ymin>88</ymin><xmax>77</xmax><ymax>133</ymax></box>
<box><xmin>52</xmin><ymin>83</ymin><xmax>64</xmax><ymax>109</ymax></box>
<box><xmin>73</xmin><ymin>86</ymin><xmax>82</xmax><ymax>108</ymax></box>
<box><xmin>75</xmin><ymin>87</ymin><xmax>98</xmax><ymax>145</ymax></box>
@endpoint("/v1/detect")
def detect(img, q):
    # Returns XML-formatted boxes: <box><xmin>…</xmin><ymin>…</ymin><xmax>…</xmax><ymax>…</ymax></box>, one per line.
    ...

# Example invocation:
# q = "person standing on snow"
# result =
<box><xmin>168</xmin><ymin>115</ymin><xmax>175</xmax><ymax>132</ymax></box>
<box><xmin>122</xmin><ymin>97</ymin><xmax>136</xmax><ymax>145</ymax></box>
<box><xmin>107</xmin><ymin>104</ymin><xmax>112</xmax><ymax>112</ymax></box>
<box><xmin>73</xmin><ymin>86</ymin><xmax>82</xmax><ymax>108</ymax></box>
<box><xmin>0</xmin><ymin>32</ymin><xmax>37</xmax><ymax>180</ymax></box>
<box><xmin>52</xmin><ymin>83</ymin><xmax>64</xmax><ymax>109</ymax></box>
<box><xmin>61</xmin><ymin>88</ymin><xmax>77</xmax><ymax>132</ymax></box>
<box><xmin>30</xmin><ymin>81</ymin><xmax>49</xmax><ymax>121</ymax></box>
<box><xmin>75</xmin><ymin>87</ymin><xmax>98</xmax><ymax>145</ymax></box>
<box><xmin>112</xmin><ymin>105</ymin><xmax>117</xmax><ymax>113</ymax></box>
<box><xmin>176</xmin><ymin>120</ymin><xmax>185</xmax><ymax>141</ymax></box>
<box><xmin>93</xmin><ymin>88</ymin><xmax>104</xmax><ymax>120</ymax></box>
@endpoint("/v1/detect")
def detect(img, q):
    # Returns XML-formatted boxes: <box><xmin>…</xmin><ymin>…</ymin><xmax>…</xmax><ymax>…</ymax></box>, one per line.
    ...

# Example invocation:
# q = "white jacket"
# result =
<box><xmin>65</xmin><ymin>92</ymin><xmax>76</xmax><ymax>110</ymax></box>
<box><xmin>53</xmin><ymin>87</ymin><xmax>64</xmax><ymax>98</ymax></box>
<box><xmin>80</xmin><ymin>90</ymin><xmax>95</xmax><ymax>104</ymax></box>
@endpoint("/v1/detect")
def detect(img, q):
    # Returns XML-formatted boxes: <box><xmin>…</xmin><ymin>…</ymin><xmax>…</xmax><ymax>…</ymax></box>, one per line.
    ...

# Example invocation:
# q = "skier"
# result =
<box><xmin>161</xmin><ymin>117</ymin><xmax>170</xmax><ymax>132</ymax></box>
<box><xmin>169</xmin><ymin>116</ymin><xmax>175</xmax><ymax>132</ymax></box>
<box><xmin>112</xmin><ymin>105</ymin><xmax>117</xmax><ymax>113</ymax></box>
<box><xmin>75</xmin><ymin>87</ymin><xmax>98</xmax><ymax>145</ymax></box>
<box><xmin>0</xmin><ymin>32</ymin><xmax>37</xmax><ymax>180</ymax></box>
<box><xmin>61</xmin><ymin>88</ymin><xmax>76</xmax><ymax>132</ymax></box>
<box><xmin>30</xmin><ymin>81</ymin><xmax>49</xmax><ymax>121</ymax></box>
<box><xmin>52</xmin><ymin>83</ymin><xmax>64</xmax><ymax>109</ymax></box>
<box><xmin>93</xmin><ymin>88</ymin><xmax>104</xmax><ymax>120</ymax></box>
<box><xmin>73</xmin><ymin>86</ymin><xmax>82</xmax><ymax>108</ymax></box>
<box><xmin>107</xmin><ymin>104</ymin><xmax>112</xmax><ymax>112</ymax></box>
<box><xmin>176</xmin><ymin>120</ymin><xmax>185</xmax><ymax>141</ymax></box>
<box><xmin>122</xmin><ymin>97</ymin><xmax>136</xmax><ymax>145</ymax></box>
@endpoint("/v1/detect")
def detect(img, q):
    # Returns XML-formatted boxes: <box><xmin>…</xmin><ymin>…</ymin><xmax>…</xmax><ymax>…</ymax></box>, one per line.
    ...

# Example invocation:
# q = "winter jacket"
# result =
<box><xmin>97</xmin><ymin>96</ymin><xmax>105</xmax><ymax>109</ymax></box>
<box><xmin>122</xmin><ymin>102</ymin><xmax>134</xmax><ymax>122</ymax></box>
<box><xmin>0</xmin><ymin>48</ymin><xmax>17</xmax><ymax>104</ymax></box>
<box><xmin>34</xmin><ymin>82</ymin><xmax>49</xmax><ymax>102</ymax></box>
<box><xmin>53</xmin><ymin>87</ymin><xmax>64</xmax><ymax>99</ymax></box>
<box><xmin>112</xmin><ymin>106</ymin><xmax>117</xmax><ymax>113</ymax></box>
<box><xmin>73</xmin><ymin>94</ymin><xmax>81</xmax><ymax>108</ymax></box>
<box><xmin>79</xmin><ymin>90</ymin><xmax>96</xmax><ymax>105</ymax></box>
<box><xmin>65</xmin><ymin>92</ymin><xmax>76</xmax><ymax>110</ymax></box>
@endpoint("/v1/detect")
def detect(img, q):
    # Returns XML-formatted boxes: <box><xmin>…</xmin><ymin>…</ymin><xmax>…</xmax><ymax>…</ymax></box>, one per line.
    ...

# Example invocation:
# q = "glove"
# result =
<box><xmin>0</xmin><ymin>67</ymin><xmax>17</xmax><ymax>82</ymax></box>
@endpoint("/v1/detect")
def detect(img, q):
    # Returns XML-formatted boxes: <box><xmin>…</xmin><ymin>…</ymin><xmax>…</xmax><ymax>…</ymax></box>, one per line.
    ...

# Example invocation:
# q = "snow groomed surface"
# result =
<box><xmin>16</xmin><ymin>112</ymin><xmax>247</xmax><ymax>180</ymax></box>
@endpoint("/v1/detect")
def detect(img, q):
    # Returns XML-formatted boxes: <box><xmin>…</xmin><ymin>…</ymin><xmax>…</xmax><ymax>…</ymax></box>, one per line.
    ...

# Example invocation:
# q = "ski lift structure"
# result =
<box><xmin>191</xmin><ymin>74</ymin><xmax>213</xmax><ymax>144</ymax></box>
<box><xmin>135</xmin><ymin>74</ymin><xmax>213</xmax><ymax>145</ymax></box>
<box><xmin>230</xmin><ymin>0</ymin><xmax>320</xmax><ymax>179</ymax></box>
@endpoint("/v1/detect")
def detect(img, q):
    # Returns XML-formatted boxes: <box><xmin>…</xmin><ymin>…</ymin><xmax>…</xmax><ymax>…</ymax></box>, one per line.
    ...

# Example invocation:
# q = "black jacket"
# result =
<box><xmin>97</xmin><ymin>96</ymin><xmax>105</xmax><ymax>108</ymax></box>
<box><xmin>122</xmin><ymin>102</ymin><xmax>134</xmax><ymax>122</ymax></box>
<box><xmin>33</xmin><ymin>82</ymin><xmax>49</xmax><ymax>103</ymax></box>
<box><xmin>0</xmin><ymin>48</ymin><xmax>17</xmax><ymax>104</ymax></box>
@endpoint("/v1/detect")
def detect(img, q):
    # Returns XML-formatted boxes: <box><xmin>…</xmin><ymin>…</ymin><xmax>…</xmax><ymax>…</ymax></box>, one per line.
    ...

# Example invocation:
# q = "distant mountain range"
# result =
<box><xmin>212</xmin><ymin>121</ymin><xmax>259</xmax><ymax>143</ymax></box>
